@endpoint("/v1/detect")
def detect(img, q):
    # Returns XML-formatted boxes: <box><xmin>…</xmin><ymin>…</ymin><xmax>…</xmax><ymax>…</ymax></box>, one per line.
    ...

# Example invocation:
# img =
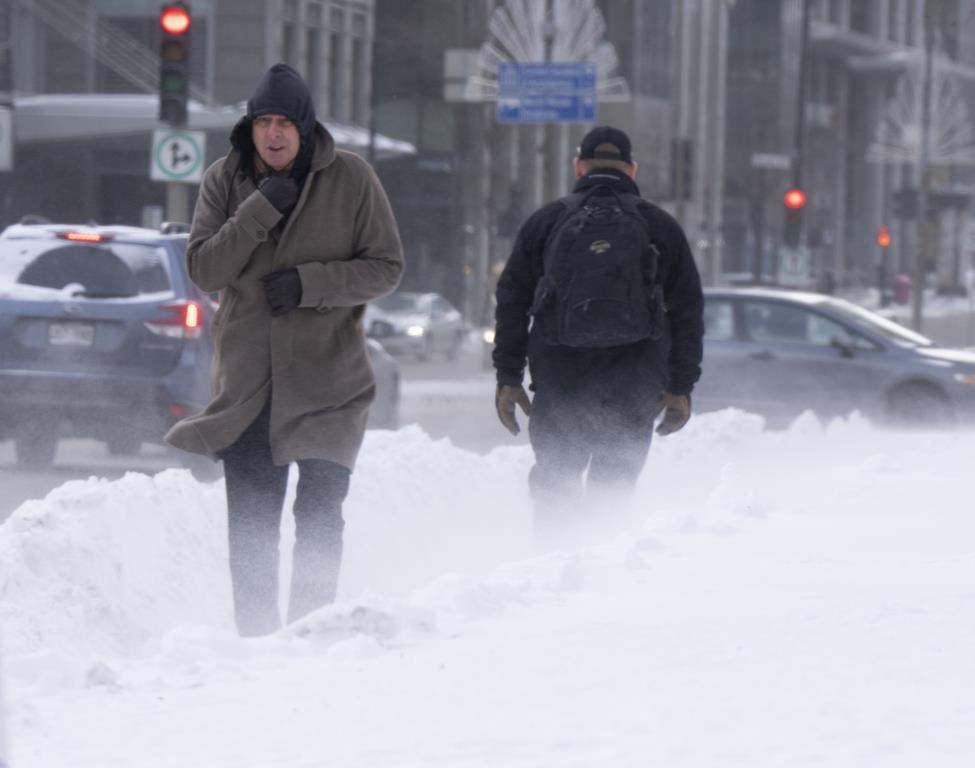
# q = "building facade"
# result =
<box><xmin>11</xmin><ymin>0</ymin><xmax>964</xmax><ymax>323</ymax></box>
<box><xmin>371</xmin><ymin>0</ymin><xmax>731</xmax><ymax>321</ymax></box>
<box><xmin>0</xmin><ymin>0</ymin><xmax>383</xmax><ymax>227</ymax></box>
<box><xmin>724</xmin><ymin>0</ymin><xmax>975</xmax><ymax>295</ymax></box>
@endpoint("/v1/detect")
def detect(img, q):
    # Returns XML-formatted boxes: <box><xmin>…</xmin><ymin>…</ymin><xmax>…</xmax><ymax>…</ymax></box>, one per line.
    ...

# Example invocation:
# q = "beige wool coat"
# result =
<box><xmin>165</xmin><ymin>124</ymin><xmax>403</xmax><ymax>469</ymax></box>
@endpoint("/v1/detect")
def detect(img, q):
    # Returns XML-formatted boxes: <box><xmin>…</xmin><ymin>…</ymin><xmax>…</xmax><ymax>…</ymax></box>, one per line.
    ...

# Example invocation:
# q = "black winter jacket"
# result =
<box><xmin>493</xmin><ymin>169</ymin><xmax>704</xmax><ymax>398</ymax></box>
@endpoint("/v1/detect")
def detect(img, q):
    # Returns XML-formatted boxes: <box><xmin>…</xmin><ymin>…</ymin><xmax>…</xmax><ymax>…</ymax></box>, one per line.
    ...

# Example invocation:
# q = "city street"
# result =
<box><xmin>0</xmin><ymin>335</ymin><xmax>524</xmax><ymax>522</ymax></box>
<box><xmin>5</xmin><ymin>300</ymin><xmax>975</xmax><ymax>524</ymax></box>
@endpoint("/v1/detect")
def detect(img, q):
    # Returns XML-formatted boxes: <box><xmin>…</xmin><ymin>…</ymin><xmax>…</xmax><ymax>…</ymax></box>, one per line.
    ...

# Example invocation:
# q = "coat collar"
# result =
<box><xmin>308</xmin><ymin>122</ymin><xmax>337</xmax><ymax>171</ymax></box>
<box><xmin>573</xmin><ymin>168</ymin><xmax>641</xmax><ymax>197</ymax></box>
<box><xmin>227</xmin><ymin>121</ymin><xmax>337</xmax><ymax>185</ymax></box>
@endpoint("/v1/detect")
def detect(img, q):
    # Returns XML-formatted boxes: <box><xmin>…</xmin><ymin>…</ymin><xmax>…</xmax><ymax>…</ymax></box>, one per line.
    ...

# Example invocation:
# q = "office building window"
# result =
<box><xmin>306</xmin><ymin>3</ymin><xmax>322</xmax><ymax>96</ymax></box>
<box><xmin>282</xmin><ymin>0</ymin><xmax>297</xmax><ymax>66</ymax></box>
<box><xmin>351</xmin><ymin>13</ymin><xmax>366</xmax><ymax>124</ymax></box>
<box><xmin>850</xmin><ymin>1</ymin><xmax>871</xmax><ymax>33</ymax></box>
<box><xmin>827</xmin><ymin>0</ymin><xmax>839</xmax><ymax>25</ymax></box>
<box><xmin>329</xmin><ymin>7</ymin><xmax>345</xmax><ymax>119</ymax></box>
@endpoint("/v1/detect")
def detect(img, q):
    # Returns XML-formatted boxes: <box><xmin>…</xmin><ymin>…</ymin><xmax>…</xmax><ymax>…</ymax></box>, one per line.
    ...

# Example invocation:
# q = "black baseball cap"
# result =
<box><xmin>577</xmin><ymin>126</ymin><xmax>633</xmax><ymax>163</ymax></box>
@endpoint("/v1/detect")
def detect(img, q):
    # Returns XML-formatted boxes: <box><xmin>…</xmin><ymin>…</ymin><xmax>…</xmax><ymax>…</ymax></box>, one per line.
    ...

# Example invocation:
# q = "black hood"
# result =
<box><xmin>230</xmin><ymin>63</ymin><xmax>317</xmax><ymax>181</ymax></box>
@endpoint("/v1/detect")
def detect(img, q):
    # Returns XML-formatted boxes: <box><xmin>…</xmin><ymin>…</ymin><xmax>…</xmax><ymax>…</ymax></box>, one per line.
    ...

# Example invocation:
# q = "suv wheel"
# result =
<box><xmin>885</xmin><ymin>383</ymin><xmax>954</xmax><ymax>428</ymax></box>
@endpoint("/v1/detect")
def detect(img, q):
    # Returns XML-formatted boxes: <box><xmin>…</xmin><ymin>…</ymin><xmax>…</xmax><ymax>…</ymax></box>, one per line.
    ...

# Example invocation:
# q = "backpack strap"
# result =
<box><xmin>556</xmin><ymin>191</ymin><xmax>587</xmax><ymax>215</ymax></box>
<box><xmin>544</xmin><ymin>191</ymin><xmax>587</xmax><ymax>244</ymax></box>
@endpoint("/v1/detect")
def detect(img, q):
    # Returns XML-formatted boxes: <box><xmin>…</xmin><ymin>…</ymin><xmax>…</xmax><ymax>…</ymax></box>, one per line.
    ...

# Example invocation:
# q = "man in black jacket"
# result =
<box><xmin>492</xmin><ymin>126</ymin><xmax>704</xmax><ymax>542</ymax></box>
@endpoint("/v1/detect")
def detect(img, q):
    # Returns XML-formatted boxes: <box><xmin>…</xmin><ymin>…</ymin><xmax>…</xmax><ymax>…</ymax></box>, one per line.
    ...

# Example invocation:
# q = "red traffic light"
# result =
<box><xmin>783</xmin><ymin>188</ymin><xmax>806</xmax><ymax>210</ymax></box>
<box><xmin>160</xmin><ymin>4</ymin><xmax>191</xmax><ymax>35</ymax></box>
<box><xmin>876</xmin><ymin>224</ymin><xmax>892</xmax><ymax>248</ymax></box>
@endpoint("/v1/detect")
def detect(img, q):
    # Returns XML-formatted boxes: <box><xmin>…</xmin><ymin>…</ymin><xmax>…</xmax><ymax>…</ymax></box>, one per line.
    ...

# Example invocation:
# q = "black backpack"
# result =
<box><xmin>530</xmin><ymin>186</ymin><xmax>664</xmax><ymax>348</ymax></box>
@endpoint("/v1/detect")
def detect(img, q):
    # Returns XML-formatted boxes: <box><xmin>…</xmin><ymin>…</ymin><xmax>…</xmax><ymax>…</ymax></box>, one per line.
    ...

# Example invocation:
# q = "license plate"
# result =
<box><xmin>48</xmin><ymin>321</ymin><xmax>95</xmax><ymax>347</ymax></box>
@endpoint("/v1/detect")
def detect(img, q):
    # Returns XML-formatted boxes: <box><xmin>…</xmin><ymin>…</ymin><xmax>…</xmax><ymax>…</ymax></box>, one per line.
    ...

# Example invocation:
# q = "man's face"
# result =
<box><xmin>252</xmin><ymin>114</ymin><xmax>300</xmax><ymax>171</ymax></box>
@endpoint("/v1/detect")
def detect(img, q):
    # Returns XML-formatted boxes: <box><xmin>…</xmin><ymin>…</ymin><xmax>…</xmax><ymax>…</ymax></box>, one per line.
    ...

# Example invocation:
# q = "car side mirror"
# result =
<box><xmin>830</xmin><ymin>335</ymin><xmax>856</xmax><ymax>358</ymax></box>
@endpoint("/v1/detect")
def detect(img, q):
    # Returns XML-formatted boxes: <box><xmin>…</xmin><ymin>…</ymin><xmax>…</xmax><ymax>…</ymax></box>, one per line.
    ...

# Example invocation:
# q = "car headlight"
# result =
<box><xmin>406</xmin><ymin>324</ymin><xmax>425</xmax><ymax>337</ymax></box>
<box><xmin>953</xmin><ymin>371</ymin><xmax>975</xmax><ymax>385</ymax></box>
<box><xmin>482</xmin><ymin>328</ymin><xmax>495</xmax><ymax>344</ymax></box>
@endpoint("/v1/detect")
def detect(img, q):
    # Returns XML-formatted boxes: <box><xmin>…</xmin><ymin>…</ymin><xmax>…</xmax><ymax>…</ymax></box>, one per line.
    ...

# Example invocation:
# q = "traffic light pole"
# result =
<box><xmin>159</xmin><ymin>2</ymin><xmax>192</xmax><ymax>225</ymax></box>
<box><xmin>791</xmin><ymin>0</ymin><xmax>811</xmax><ymax>196</ymax></box>
<box><xmin>166</xmin><ymin>181</ymin><xmax>190</xmax><ymax>226</ymax></box>
<box><xmin>913</xmin><ymin>0</ymin><xmax>940</xmax><ymax>333</ymax></box>
<box><xmin>785</xmin><ymin>0</ymin><xmax>812</xmax><ymax>250</ymax></box>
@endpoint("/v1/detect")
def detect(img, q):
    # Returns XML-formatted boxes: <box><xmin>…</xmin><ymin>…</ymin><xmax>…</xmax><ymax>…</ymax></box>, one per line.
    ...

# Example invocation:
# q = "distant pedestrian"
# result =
<box><xmin>166</xmin><ymin>64</ymin><xmax>403</xmax><ymax>636</ymax></box>
<box><xmin>492</xmin><ymin>126</ymin><xmax>704</xmax><ymax>542</ymax></box>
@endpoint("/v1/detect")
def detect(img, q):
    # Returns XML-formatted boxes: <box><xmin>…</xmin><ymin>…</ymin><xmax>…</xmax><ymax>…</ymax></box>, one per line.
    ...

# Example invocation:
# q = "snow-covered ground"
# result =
<box><xmin>1</xmin><ymin>410</ymin><xmax>974</xmax><ymax>767</ymax></box>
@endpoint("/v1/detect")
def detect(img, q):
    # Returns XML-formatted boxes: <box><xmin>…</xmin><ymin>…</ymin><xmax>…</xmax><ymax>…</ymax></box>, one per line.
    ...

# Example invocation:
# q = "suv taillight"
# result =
<box><xmin>145</xmin><ymin>300</ymin><xmax>203</xmax><ymax>339</ymax></box>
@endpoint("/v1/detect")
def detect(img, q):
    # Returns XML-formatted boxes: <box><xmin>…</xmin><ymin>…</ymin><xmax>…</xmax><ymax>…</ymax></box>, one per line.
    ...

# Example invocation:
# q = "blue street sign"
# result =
<box><xmin>496</xmin><ymin>61</ymin><xmax>597</xmax><ymax>124</ymax></box>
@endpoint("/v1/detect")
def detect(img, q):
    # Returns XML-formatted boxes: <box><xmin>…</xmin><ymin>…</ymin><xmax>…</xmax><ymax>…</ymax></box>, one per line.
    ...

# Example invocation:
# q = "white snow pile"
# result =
<box><xmin>2</xmin><ymin>410</ymin><xmax>974</xmax><ymax>767</ymax></box>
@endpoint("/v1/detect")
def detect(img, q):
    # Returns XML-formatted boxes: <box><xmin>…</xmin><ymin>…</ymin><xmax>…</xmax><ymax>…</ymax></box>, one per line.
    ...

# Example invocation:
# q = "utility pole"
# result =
<box><xmin>914</xmin><ymin>0</ymin><xmax>941</xmax><ymax>333</ymax></box>
<box><xmin>0</xmin><ymin>0</ymin><xmax>11</xmax><ymax>101</ymax></box>
<box><xmin>0</xmin><ymin>0</ymin><xmax>13</xmax><ymax>175</ymax></box>
<box><xmin>541</xmin><ymin>0</ymin><xmax>560</xmax><ymax>203</ymax></box>
<box><xmin>788</xmin><ymin>0</ymin><xmax>811</xmax><ymax>246</ymax></box>
<box><xmin>158</xmin><ymin>2</ymin><xmax>193</xmax><ymax>224</ymax></box>
<box><xmin>674</xmin><ymin>1</ymin><xmax>692</xmax><ymax>226</ymax></box>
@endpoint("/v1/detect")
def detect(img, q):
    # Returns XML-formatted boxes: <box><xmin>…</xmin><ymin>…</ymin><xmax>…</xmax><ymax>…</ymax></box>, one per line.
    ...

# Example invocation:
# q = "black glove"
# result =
<box><xmin>496</xmin><ymin>384</ymin><xmax>531</xmax><ymax>436</ymax></box>
<box><xmin>261</xmin><ymin>268</ymin><xmax>303</xmax><ymax>316</ymax></box>
<box><xmin>258</xmin><ymin>173</ymin><xmax>300</xmax><ymax>214</ymax></box>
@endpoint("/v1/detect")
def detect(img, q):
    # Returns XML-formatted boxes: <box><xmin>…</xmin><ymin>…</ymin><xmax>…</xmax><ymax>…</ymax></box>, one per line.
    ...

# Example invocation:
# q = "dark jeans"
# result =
<box><xmin>221</xmin><ymin>403</ymin><xmax>350</xmax><ymax>637</ymax></box>
<box><xmin>527</xmin><ymin>387</ymin><xmax>661</xmax><ymax>542</ymax></box>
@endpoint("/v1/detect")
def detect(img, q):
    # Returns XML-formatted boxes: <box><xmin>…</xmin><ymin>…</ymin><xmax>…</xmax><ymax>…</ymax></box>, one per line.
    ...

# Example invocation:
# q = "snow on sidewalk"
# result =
<box><xmin>2</xmin><ymin>411</ymin><xmax>974</xmax><ymax>766</ymax></box>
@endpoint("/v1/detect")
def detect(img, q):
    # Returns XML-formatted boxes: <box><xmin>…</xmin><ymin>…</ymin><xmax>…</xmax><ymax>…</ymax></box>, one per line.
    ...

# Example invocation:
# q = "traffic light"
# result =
<box><xmin>876</xmin><ymin>224</ymin><xmax>891</xmax><ymax>249</ymax></box>
<box><xmin>783</xmin><ymin>188</ymin><xmax>805</xmax><ymax>248</ymax></box>
<box><xmin>159</xmin><ymin>2</ymin><xmax>191</xmax><ymax>126</ymax></box>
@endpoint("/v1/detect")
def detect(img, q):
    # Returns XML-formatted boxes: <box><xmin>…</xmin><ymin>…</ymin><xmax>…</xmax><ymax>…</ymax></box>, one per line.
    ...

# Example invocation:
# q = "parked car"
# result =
<box><xmin>0</xmin><ymin>221</ymin><xmax>400</xmax><ymax>469</ymax></box>
<box><xmin>364</xmin><ymin>291</ymin><xmax>465</xmax><ymax>361</ymax></box>
<box><xmin>480</xmin><ymin>326</ymin><xmax>496</xmax><ymax>370</ymax></box>
<box><xmin>695</xmin><ymin>287</ymin><xmax>975</xmax><ymax>428</ymax></box>
<box><xmin>365</xmin><ymin>337</ymin><xmax>400</xmax><ymax>430</ymax></box>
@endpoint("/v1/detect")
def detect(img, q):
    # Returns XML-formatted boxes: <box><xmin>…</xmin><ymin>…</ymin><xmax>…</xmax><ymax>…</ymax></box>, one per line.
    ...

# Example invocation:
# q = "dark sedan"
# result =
<box><xmin>696</xmin><ymin>288</ymin><xmax>975</xmax><ymax>428</ymax></box>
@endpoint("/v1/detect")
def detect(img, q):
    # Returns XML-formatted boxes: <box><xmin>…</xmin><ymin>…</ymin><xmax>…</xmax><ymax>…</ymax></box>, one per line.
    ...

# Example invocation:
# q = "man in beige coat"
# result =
<box><xmin>166</xmin><ymin>64</ymin><xmax>403</xmax><ymax>636</ymax></box>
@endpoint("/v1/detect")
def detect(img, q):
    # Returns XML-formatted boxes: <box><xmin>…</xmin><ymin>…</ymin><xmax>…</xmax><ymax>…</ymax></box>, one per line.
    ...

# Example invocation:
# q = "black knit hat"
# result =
<box><xmin>577</xmin><ymin>126</ymin><xmax>633</xmax><ymax>163</ymax></box>
<box><xmin>246</xmin><ymin>63</ymin><xmax>317</xmax><ymax>138</ymax></box>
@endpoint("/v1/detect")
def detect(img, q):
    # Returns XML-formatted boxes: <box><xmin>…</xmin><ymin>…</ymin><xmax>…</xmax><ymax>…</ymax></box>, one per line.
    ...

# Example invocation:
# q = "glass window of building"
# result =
<box><xmin>829</xmin><ymin>0</ymin><xmax>844</xmax><ymax>25</ymax></box>
<box><xmin>282</xmin><ymin>0</ymin><xmax>298</xmax><ymax>66</ymax></box>
<box><xmin>306</xmin><ymin>2</ymin><xmax>322</xmax><ymax>96</ymax></box>
<box><xmin>351</xmin><ymin>13</ymin><xmax>367</xmax><ymax>124</ymax></box>
<box><xmin>329</xmin><ymin>7</ymin><xmax>345</xmax><ymax>119</ymax></box>
<box><xmin>850</xmin><ymin>1</ymin><xmax>871</xmax><ymax>33</ymax></box>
